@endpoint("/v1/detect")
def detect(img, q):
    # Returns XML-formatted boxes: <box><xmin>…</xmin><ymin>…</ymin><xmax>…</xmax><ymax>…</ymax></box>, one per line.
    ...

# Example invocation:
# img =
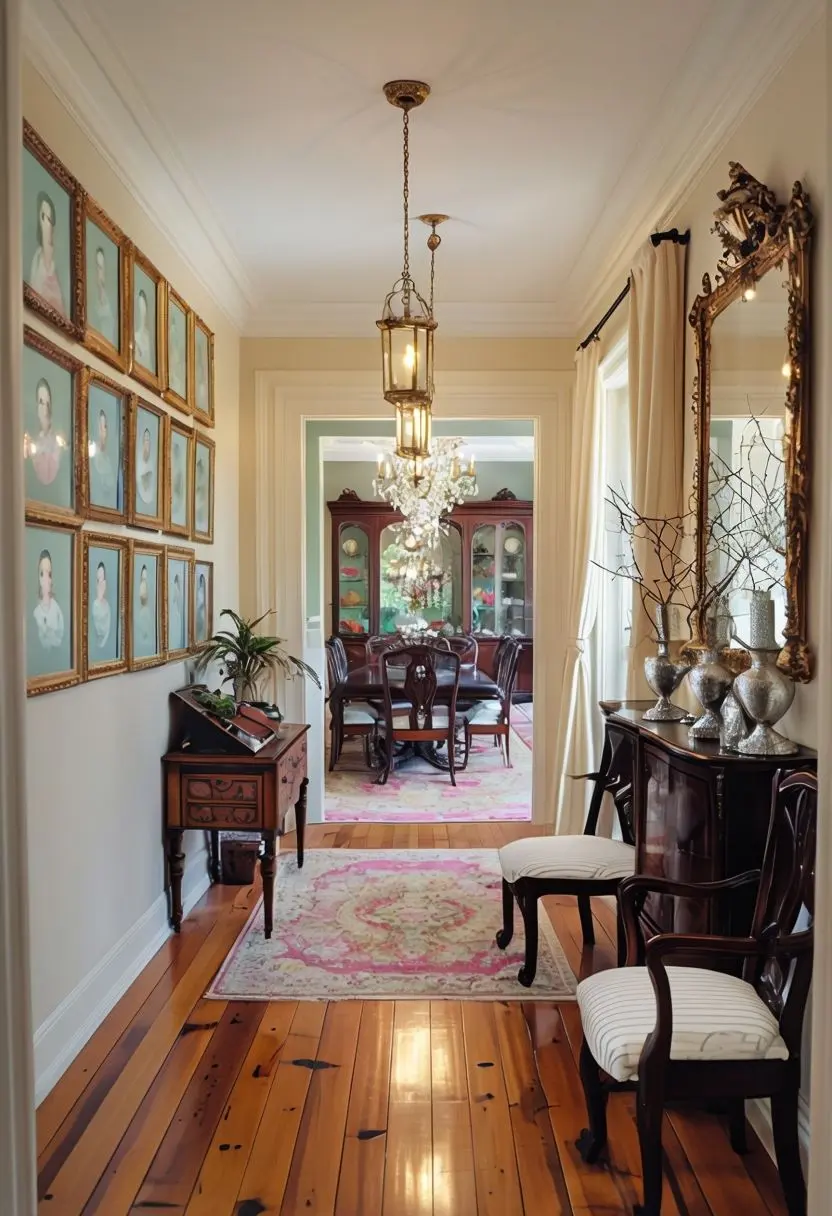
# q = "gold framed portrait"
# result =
<box><xmin>128</xmin><ymin>396</ymin><xmax>166</xmax><ymax>531</ymax></box>
<box><xmin>165</xmin><ymin>416</ymin><xmax>193</xmax><ymax>539</ymax></box>
<box><xmin>163</xmin><ymin>284</ymin><xmax>193</xmax><ymax>414</ymax></box>
<box><xmin>22</xmin><ymin>121</ymin><xmax>85</xmax><ymax>341</ymax></box>
<box><xmin>83</xmin><ymin>195</ymin><xmax>130</xmax><ymax>371</ymax></box>
<box><xmin>25</xmin><ymin>516</ymin><xmax>83</xmax><ymax>696</ymax></box>
<box><xmin>128</xmin><ymin>539</ymin><xmax>166</xmax><ymax>670</ymax></box>
<box><xmin>165</xmin><ymin>545</ymin><xmax>194</xmax><ymax>660</ymax></box>
<box><xmin>192</xmin><ymin>314</ymin><xmax>215</xmax><ymax>427</ymax></box>
<box><xmin>23</xmin><ymin>326</ymin><xmax>85</xmax><ymax>524</ymax></box>
<box><xmin>82</xmin><ymin>369</ymin><xmax>129</xmax><ymax>525</ymax></box>
<box><xmin>192</xmin><ymin>557</ymin><xmax>214</xmax><ymax>649</ymax></box>
<box><xmin>83</xmin><ymin>532</ymin><xmax>128</xmax><ymax>681</ymax></box>
<box><xmin>191</xmin><ymin>431</ymin><xmax>215</xmax><ymax>544</ymax></box>
<box><xmin>128</xmin><ymin>245</ymin><xmax>166</xmax><ymax>394</ymax></box>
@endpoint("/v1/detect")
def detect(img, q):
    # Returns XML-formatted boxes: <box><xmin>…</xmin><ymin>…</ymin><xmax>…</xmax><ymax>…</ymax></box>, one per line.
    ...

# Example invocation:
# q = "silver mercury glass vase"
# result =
<box><xmin>720</xmin><ymin>688</ymin><xmax>750</xmax><ymax>752</ymax></box>
<box><xmin>687</xmin><ymin>616</ymin><xmax>733</xmax><ymax>740</ymax></box>
<box><xmin>733</xmin><ymin>590</ymin><xmax>798</xmax><ymax>756</ymax></box>
<box><xmin>643</xmin><ymin>604</ymin><xmax>691</xmax><ymax>722</ymax></box>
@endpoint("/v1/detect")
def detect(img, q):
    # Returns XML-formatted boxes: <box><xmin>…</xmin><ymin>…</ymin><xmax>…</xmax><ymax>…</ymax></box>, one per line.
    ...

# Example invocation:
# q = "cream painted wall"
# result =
<box><xmin>668</xmin><ymin>25</ymin><xmax>825</xmax><ymax>751</ymax></box>
<box><xmin>239</xmin><ymin>337</ymin><xmax>575</xmax><ymax>614</ymax></box>
<box><xmin>23</xmin><ymin>62</ymin><xmax>240</xmax><ymax>1083</ymax></box>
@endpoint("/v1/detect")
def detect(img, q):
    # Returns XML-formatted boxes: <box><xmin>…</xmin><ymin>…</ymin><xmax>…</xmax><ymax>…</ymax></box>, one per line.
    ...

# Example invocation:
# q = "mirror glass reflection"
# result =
<box><xmin>707</xmin><ymin>260</ymin><xmax>788</xmax><ymax>648</ymax></box>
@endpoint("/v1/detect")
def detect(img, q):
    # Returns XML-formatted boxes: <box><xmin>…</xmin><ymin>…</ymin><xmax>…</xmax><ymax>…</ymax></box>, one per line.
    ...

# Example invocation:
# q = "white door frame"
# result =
<box><xmin>254</xmin><ymin>368</ymin><xmax>573</xmax><ymax>828</ymax></box>
<box><xmin>0</xmin><ymin>0</ymin><xmax>38</xmax><ymax>1209</ymax></box>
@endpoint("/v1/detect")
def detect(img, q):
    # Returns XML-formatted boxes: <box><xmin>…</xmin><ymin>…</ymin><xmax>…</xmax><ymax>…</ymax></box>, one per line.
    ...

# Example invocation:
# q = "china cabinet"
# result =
<box><xmin>327</xmin><ymin>491</ymin><xmax>534</xmax><ymax>692</ymax></box>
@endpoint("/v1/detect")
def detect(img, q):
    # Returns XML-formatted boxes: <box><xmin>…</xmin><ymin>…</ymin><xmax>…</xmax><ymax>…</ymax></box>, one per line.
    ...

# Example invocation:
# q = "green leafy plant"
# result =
<box><xmin>196</xmin><ymin>609</ymin><xmax>321</xmax><ymax>704</ymax></box>
<box><xmin>193</xmin><ymin>688</ymin><xmax>237</xmax><ymax>719</ymax></box>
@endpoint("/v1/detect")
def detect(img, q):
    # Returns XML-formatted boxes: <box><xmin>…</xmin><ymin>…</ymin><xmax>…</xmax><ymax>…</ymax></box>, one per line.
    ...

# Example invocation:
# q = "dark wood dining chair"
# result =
<box><xmin>460</xmin><ymin>637</ymin><xmax>522</xmax><ymax>767</ymax></box>
<box><xmin>494</xmin><ymin>726</ymin><xmax>636</xmax><ymax>985</ymax></box>
<box><xmin>325</xmin><ymin>639</ymin><xmax>378</xmax><ymax>770</ymax></box>
<box><xmin>575</xmin><ymin>768</ymin><xmax>817</xmax><ymax>1216</ymax></box>
<box><xmin>447</xmin><ymin>633</ymin><xmax>478</xmax><ymax>664</ymax></box>
<box><xmin>375</xmin><ymin>646</ymin><xmax>461</xmax><ymax>786</ymax></box>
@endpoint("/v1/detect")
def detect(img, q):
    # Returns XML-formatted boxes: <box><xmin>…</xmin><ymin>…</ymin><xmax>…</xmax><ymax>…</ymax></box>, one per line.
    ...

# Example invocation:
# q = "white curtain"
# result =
<box><xmin>626</xmin><ymin>239</ymin><xmax>687</xmax><ymax>696</ymax></box>
<box><xmin>554</xmin><ymin>342</ymin><xmax>601</xmax><ymax>834</ymax></box>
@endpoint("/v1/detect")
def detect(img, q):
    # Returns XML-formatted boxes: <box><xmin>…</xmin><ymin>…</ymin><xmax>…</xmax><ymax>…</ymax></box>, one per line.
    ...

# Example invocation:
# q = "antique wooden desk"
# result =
<box><xmin>594</xmin><ymin>701</ymin><xmax>817</xmax><ymax>940</ymax></box>
<box><xmin>162</xmin><ymin>689</ymin><xmax>309</xmax><ymax>938</ymax></box>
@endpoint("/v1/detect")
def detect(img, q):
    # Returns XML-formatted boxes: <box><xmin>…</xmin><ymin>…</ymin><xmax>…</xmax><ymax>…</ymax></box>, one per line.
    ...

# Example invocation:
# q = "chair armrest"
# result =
<box><xmin>567</xmin><ymin>770</ymin><xmax>603</xmax><ymax>783</ymax></box>
<box><xmin>646</xmin><ymin>932</ymin><xmax>762</xmax><ymax>964</ymax></box>
<box><xmin>619</xmin><ymin>870</ymin><xmax>761</xmax><ymax>965</ymax></box>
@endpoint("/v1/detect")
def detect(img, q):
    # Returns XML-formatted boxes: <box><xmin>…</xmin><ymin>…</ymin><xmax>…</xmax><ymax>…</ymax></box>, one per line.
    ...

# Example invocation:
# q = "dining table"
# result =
<box><xmin>328</xmin><ymin>659</ymin><xmax>501</xmax><ymax>773</ymax></box>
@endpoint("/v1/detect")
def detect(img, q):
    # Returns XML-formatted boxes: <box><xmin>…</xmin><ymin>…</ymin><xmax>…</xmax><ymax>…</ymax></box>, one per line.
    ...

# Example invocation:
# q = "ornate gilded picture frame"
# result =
<box><xmin>128</xmin><ymin>539</ymin><xmax>166</xmax><ymax>670</ymax></box>
<box><xmin>165</xmin><ymin>416</ymin><xmax>193</xmax><ymax>539</ymax></box>
<box><xmin>163</xmin><ymin>284</ymin><xmax>193</xmax><ymax>414</ymax></box>
<box><xmin>128</xmin><ymin>396</ymin><xmax>166</xmax><ymax>531</ymax></box>
<box><xmin>690</xmin><ymin>163</ymin><xmax>813</xmax><ymax>681</ymax></box>
<box><xmin>165</xmin><ymin>545</ymin><xmax>194</xmax><ymax>660</ymax></box>
<box><xmin>192</xmin><ymin>558</ymin><xmax>214</xmax><ymax>649</ymax></box>
<box><xmin>22</xmin><ymin>121</ymin><xmax>85</xmax><ymax>341</ymax></box>
<box><xmin>82</xmin><ymin>368</ymin><xmax>129</xmax><ymax>524</ymax></box>
<box><xmin>128</xmin><ymin>246</ymin><xmax>166</xmax><ymax>393</ymax></box>
<box><xmin>25</xmin><ymin>516</ymin><xmax>83</xmax><ymax>696</ymax></box>
<box><xmin>83</xmin><ymin>532</ymin><xmax>128</xmax><ymax>681</ymax></box>
<box><xmin>23</xmin><ymin>326</ymin><xmax>85</xmax><ymax>524</ymax></box>
<box><xmin>83</xmin><ymin>195</ymin><xmax>131</xmax><ymax>371</ymax></box>
<box><xmin>192</xmin><ymin>314</ymin><xmax>215</xmax><ymax>428</ymax></box>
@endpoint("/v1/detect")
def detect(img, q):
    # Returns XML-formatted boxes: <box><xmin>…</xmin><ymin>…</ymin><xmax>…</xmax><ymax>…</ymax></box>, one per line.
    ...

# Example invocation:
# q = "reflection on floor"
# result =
<box><xmin>324</xmin><ymin>725</ymin><xmax>532</xmax><ymax>822</ymax></box>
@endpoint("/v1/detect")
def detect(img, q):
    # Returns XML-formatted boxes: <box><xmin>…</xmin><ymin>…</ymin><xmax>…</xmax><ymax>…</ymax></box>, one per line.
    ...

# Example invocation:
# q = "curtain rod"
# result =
<box><xmin>577</xmin><ymin>228</ymin><xmax>691</xmax><ymax>350</ymax></box>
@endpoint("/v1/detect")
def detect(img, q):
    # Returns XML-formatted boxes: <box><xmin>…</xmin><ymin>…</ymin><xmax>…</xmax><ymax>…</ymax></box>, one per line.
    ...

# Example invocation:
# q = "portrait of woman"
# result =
<box><xmin>26</xmin><ymin>521</ymin><xmax>76</xmax><ymax>690</ymax></box>
<box><xmin>87</xmin><ymin>376</ymin><xmax>124</xmax><ymax>517</ymax></box>
<box><xmin>23</xmin><ymin>329</ymin><xmax>77</xmax><ymax>514</ymax></box>
<box><xmin>130</xmin><ymin>400</ymin><xmax>164</xmax><ymax>526</ymax></box>
<box><xmin>168</xmin><ymin>296</ymin><xmax>187</xmax><ymax>398</ymax></box>
<box><xmin>130</xmin><ymin>547</ymin><xmax>162</xmax><ymax>665</ymax></box>
<box><xmin>135</xmin><ymin>290</ymin><xmax>151</xmax><ymax>366</ymax></box>
<box><xmin>166</xmin><ymin>552</ymin><xmax>191</xmax><ymax>656</ymax></box>
<box><xmin>23</xmin><ymin>125</ymin><xmax>82</xmax><ymax>340</ymax></box>
<box><xmin>130</xmin><ymin>250</ymin><xmax>161</xmax><ymax>387</ymax></box>
<box><xmin>193</xmin><ymin>319</ymin><xmax>213</xmax><ymax>425</ymax></box>
<box><xmin>83</xmin><ymin>537</ymin><xmax>125</xmax><ymax>677</ymax></box>
<box><xmin>91</xmin><ymin>560</ymin><xmax>111</xmax><ymax>648</ymax></box>
<box><xmin>193</xmin><ymin>560</ymin><xmax>212</xmax><ymax>645</ymax></box>
<box><xmin>192</xmin><ymin>434</ymin><xmax>214</xmax><ymax>542</ymax></box>
<box><xmin>167</xmin><ymin>422</ymin><xmax>192</xmax><ymax>535</ymax></box>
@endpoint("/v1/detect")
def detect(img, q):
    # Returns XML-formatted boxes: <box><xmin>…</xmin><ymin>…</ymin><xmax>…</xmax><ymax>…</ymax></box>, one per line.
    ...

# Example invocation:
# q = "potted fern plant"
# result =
<box><xmin>195</xmin><ymin>609</ymin><xmax>321</xmax><ymax>718</ymax></box>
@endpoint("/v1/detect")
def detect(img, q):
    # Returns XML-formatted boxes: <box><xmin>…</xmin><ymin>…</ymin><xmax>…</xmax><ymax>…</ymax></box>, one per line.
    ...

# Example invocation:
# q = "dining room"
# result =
<box><xmin>319</xmin><ymin>423</ymin><xmax>536</xmax><ymax>824</ymax></box>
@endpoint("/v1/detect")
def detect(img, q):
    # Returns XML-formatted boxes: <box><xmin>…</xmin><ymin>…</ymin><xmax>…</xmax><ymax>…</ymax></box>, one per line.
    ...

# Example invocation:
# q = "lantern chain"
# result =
<box><xmin>402</xmin><ymin>108</ymin><xmax>410</xmax><ymax>283</ymax></box>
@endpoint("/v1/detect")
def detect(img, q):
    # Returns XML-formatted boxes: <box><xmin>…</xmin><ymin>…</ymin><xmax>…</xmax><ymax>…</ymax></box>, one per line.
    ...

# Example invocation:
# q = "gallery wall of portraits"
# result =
<box><xmin>22</xmin><ymin>120</ymin><xmax>217</xmax><ymax>697</ymax></box>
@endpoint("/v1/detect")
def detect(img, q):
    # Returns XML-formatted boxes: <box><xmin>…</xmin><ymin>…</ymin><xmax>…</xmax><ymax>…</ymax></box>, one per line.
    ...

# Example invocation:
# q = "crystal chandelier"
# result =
<box><xmin>376</xmin><ymin>80</ymin><xmax>438</xmax><ymax>458</ymax></box>
<box><xmin>373</xmin><ymin>438</ymin><xmax>478</xmax><ymax>543</ymax></box>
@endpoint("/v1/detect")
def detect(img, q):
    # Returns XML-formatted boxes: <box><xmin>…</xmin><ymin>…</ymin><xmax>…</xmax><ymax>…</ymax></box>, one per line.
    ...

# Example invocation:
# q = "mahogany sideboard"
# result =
<box><xmin>162</xmin><ymin>690</ymin><xmax>309</xmax><ymax>939</ymax></box>
<box><xmin>596</xmin><ymin>702</ymin><xmax>816</xmax><ymax>940</ymax></box>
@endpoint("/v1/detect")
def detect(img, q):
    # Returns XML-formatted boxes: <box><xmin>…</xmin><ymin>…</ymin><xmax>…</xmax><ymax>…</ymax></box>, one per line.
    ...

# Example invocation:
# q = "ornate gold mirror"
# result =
<box><xmin>690</xmin><ymin>163</ymin><xmax>813</xmax><ymax>681</ymax></box>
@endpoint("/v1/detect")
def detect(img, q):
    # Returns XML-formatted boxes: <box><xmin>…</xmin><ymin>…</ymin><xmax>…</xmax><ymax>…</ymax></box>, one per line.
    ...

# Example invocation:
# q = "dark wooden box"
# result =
<box><xmin>220</xmin><ymin>833</ymin><xmax>260</xmax><ymax>884</ymax></box>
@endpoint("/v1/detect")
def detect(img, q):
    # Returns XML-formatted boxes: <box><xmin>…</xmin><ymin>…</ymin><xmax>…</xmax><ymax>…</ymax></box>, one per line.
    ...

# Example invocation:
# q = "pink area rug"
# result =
<box><xmin>324</xmin><ymin>730</ymin><xmax>532</xmax><ymax>822</ymax></box>
<box><xmin>206</xmin><ymin>849</ymin><xmax>576</xmax><ymax>1002</ymax></box>
<box><xmin>513</xmin><ymin>702</ymin><xmax>533</xmax><ymax>751</ymax></box>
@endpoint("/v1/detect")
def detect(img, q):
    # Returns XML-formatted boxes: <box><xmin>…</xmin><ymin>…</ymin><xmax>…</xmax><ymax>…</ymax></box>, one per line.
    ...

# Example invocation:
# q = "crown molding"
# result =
<box><xmin>575</xmin><ymin>0</ymin><xmax>824</xmax><ymax>331</ymax></box>
<box><xmin>246</xmin><ymin>301</ymin><xmax>577</xmax><ymax>340</ymax></box>
<box><xmin>23</xmin><ymin>0</ymin><xmax>254</xmax><ymax>331</ymax></box>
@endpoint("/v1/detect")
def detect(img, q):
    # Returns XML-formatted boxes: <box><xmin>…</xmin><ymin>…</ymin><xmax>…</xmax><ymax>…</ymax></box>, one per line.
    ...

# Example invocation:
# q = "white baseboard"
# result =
<box><xmin>748</xmin><ymin>1092</ymin><xmax>811</xmax><ymax>1169</ymax></box>
<box><xmin>34</xmin><ymin>851</ymin><xmax>211</xmax><ymax>1104</ymax></box>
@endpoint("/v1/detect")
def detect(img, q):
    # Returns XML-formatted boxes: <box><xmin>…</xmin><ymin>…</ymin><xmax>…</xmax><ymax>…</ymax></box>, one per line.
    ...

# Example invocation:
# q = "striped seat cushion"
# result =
<box><xmin>467</xmin><ymin>702</ymin><xmax>505</xmax><ymax>726</ymax></box>
<box><xmin>499</xmin><ymin>835</ymin><xmax>635</xmax><ymax>884</ymax></box>
<box><xmin>577</xmin><ymin>966</ymin><xmax>789</xmax><ymax>1082</ymax></box>
<box><xmin>389</xmin><ymin>710</ymin><xmax>452</xmax><ymax>730</ymax></box>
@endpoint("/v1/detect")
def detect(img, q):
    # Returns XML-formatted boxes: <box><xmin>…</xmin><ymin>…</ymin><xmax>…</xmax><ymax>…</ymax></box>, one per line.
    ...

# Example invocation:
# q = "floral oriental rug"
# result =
<box><xmin>206</xmin><ymin>849</ymin><xmax>576</xmax><ymax>1002</ymax></box>
<box><xmin>324</xmin><ymin>730</ymin><xmax>532</xmax><ymax>822</ymax></box>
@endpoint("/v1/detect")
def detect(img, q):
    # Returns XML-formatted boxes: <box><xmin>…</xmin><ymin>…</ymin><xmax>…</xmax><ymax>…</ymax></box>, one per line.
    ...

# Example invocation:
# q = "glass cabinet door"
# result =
<box><xmin>379</xmin><ymin>524</ymin><xmax>463</xmax><ymax>634</ymax></box>
<box><xmin>472</xmin><ymin>521</ymin><xmax>531</xmax><ymax>636</ymax></box>
<box><xmin>337</xmin><ymin>524</ymin><xmax>370</xmax><ymax>635</ymax></box>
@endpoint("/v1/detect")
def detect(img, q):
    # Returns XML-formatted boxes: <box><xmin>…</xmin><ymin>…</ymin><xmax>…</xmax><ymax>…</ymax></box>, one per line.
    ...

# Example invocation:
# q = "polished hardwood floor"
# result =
<box><xmin>36</xmin><ymin>822</ymin><xmax>787</xmax><ymax>1215</ymax></box>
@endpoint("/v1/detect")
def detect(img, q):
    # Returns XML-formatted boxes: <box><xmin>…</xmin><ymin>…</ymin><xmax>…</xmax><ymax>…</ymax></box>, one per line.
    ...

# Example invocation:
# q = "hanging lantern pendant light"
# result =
<box><xmin>377</xmin><ymin>81</ymin><xmax>437</xmax><ymax>452</ymax></box>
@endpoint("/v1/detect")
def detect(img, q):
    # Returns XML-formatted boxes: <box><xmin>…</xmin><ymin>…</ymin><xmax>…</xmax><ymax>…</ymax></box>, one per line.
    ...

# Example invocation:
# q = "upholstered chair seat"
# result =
<box><xmin>499</xmin><ymin>835</ymin><xmax>635</xmax><ymax>885</ymax></box>
<box><xmin>577</xmin><ymin>965</ymin><xmax>789</xmax><ymax>1083</ymax></box>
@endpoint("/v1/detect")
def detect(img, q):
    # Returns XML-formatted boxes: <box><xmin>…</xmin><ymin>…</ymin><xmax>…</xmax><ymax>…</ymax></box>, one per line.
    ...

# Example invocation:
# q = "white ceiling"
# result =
<box><xmin>26</xmin><ymin>0</ymin><xmax>823</xmax><ymax>336</ymax></box>
<box><xmin>320</xmin><ymin>435</ymin><xmax>534</xmax><ymax>463</ymax></box>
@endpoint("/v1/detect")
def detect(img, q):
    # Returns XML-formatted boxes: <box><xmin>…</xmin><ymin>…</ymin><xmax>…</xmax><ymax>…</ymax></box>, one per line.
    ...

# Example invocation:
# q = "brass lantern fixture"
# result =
<box><xmin>377</xmin><ymin>80</ymin><xmax>437</xmax><ymax>457</ymax></box>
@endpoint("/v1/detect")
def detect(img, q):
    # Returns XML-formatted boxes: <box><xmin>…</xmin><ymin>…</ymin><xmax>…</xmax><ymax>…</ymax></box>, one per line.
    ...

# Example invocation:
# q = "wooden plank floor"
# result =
<box><xmin>36</xmin><ymin>822</ymin><xmax>788</xmax><ymax>1215</ymax></box>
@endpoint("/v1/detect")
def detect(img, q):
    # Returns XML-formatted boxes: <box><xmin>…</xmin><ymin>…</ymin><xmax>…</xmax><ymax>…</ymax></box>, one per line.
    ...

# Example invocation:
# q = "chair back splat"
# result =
<box><xmin>748</xmin><ymin>769</ymin><xmax>816</xmax><ymax>1053</ymax></box>
<box><xmin>381</xmin><ymin>645</ymin><xmax>460</xmax><ymax>732</ymax></box>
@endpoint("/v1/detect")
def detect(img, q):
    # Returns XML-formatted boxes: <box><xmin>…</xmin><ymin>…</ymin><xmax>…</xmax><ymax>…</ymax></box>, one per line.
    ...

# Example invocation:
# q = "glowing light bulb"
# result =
<box><xmin>402</xmin><ymin>344</ymin><xmax>415</xmax><ymax>371</ymax></box>
<box><xmin>743</xmin><ymin>286</ymin><xmax>756</xmax><ymax>301</ymax></box>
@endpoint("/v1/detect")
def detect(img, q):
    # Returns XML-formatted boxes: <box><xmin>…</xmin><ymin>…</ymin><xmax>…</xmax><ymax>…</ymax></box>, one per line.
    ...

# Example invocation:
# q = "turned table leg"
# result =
<box><xmin>167</xmin><ymin>828</ymin><xmax>185</xmax><ymax>931</ymax></box>
<box><xmin>261</xmin><ymin>829</ymin><xmax>277</xmax><ymax>939</ymax></box>
<box><xmin>295</xmin><ymin>776</ymin><xmax>309</xmax><ymax>869</ymax></box>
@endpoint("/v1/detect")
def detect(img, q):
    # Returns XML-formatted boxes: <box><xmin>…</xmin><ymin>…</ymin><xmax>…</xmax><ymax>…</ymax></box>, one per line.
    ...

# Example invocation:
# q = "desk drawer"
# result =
<box><xmin>278</xmin><ymin>736</ymin><xmax>307</xmax><ymax>821</ymax></box>
<box><xmin>182</xmin><ymin>773</ymin><xmax>262</xmax><ymax>829</ymax></box>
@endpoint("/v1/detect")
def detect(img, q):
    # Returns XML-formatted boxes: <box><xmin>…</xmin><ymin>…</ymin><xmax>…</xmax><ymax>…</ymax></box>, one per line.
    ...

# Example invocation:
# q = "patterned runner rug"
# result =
<box><xmin>206</xmin><ymin>849</ymin><xmax>576</xmax><ymax>1002</ymax></box>
<box><xmin>324</xmin><ymin>731</ymin><xmax>532</xmax><ymax>822</ymax></box>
